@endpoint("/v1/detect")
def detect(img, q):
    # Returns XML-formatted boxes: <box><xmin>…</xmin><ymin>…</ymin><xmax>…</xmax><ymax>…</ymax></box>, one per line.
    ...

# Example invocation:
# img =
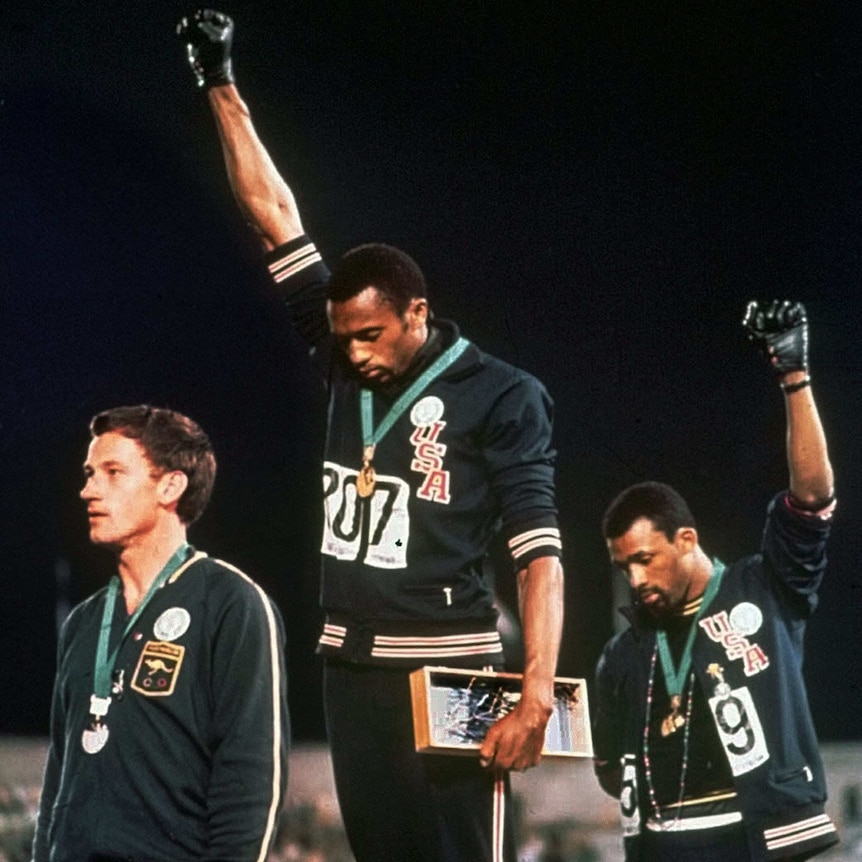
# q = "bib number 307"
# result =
<box><xmin>321</xmin><ymin>461</ymin><xmax>410</xmax><ymax>569</ymax></box>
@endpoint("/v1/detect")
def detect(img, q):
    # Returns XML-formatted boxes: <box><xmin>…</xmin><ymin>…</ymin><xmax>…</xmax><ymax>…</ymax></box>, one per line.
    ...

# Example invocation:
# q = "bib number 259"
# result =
<box><xmin>708</xmin><ymin>686</ymin><xmax>769</xmax><ymax>776</ymax></box>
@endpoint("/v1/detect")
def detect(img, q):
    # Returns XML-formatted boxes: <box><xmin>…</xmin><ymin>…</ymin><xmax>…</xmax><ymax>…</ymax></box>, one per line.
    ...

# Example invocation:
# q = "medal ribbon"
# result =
<box><xmin>655</xmin><ymin>560</ymin><xmax>725</xmax><ymax>699</ymax></box>
<box><xmin>360</xmin><ymin>336</ymin><xmax>469</xmax><ymax>452</ymax></box>
<box><xmin>92</xmin><ymin>543</ymin><xmax>191</xmax><ymax>702</ymax></box>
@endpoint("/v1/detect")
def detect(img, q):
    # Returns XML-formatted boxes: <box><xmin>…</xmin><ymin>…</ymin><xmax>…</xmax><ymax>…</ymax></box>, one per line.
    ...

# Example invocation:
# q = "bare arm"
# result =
<box><xmin>780</xmin><ymin>370</ymin><xmax>834</xmax><ymax>507</ymax></box>
<box><xmin>206</xmin><ymin>85</ymin><xmax>304</xmax><ymax>251</ymax></box>
<box><xmin>178</xmin><ymin>10</ymin><xmax>304</xmax><ymax>251</ymax></box>
<box><xmin>479</xmin><ymin>555</ymin><xmax>564</xmax><ymax>771</ymax></box>
<box><xmin>743</xmin><ymin>300</ymin><xmax>834</xmax><ymax>508</ymax></box>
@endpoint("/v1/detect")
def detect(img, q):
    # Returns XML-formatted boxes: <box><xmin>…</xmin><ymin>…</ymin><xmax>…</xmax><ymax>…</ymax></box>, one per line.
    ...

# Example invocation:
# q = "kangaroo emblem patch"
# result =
<box><xmin>131</xmin><ymin>641</ymin><xmax>185</xmax><ymax>696</ymax></box>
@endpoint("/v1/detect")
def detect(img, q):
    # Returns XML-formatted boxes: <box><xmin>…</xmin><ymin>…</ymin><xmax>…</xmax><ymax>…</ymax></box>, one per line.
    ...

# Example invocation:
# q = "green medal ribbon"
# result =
<box><xmin>360</xmin><ymin>336</ymin><xmax>469</xmax><ymax>452</ymax></box>
<box><xmin>91</xmin><ymin>542</ymin><xmax>191</xmax><ymax>710</ymax></box>
<box><xmin>655</xmin><ymin>559</ymin><xmax>725</xmax><ymax>700</ymax></box>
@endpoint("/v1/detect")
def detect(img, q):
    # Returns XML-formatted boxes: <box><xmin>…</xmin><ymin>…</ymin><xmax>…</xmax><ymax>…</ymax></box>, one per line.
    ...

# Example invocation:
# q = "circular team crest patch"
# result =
<box><xmin>729</xmin><ymin>602</ymin><xmax>763</xmax><ymax>636</ymax></box>
<box><xmin>411</xmin><ymin>396</ymin><xmax>444</xmax><ymax>427</ymax></box>
<box><xmin>153</xmin><ymin>607</ymin><xmax>191</xmax><ymax>642</ymax></box>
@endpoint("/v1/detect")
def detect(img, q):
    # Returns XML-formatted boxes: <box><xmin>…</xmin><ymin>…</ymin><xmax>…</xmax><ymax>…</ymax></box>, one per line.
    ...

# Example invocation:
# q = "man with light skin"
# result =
<box><xmin>592</xmin><ymin>301</ymin><xmax>840</xmax><ymax>861</ymax></box>
<box><xmin>83</xmin><ymin>418</ymin><xmax>192</xmax><ymax>609</ymax></box>
<box><xmin>32</xmin><ymin>405</ymin><xmax>289</xmax><ymax>862</ymax></box>
<box><xmin>176</xmin><ymin>11</ymin><xmax>564</xmax><ymax>861</ymax></box>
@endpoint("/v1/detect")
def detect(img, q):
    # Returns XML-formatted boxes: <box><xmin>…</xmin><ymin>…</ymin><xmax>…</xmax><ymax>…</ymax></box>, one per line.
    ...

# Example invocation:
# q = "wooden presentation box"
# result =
<box><xmin>409</xmin><ymin>666</ymin><xmax>594</xmax><ymax>758</ymax></box>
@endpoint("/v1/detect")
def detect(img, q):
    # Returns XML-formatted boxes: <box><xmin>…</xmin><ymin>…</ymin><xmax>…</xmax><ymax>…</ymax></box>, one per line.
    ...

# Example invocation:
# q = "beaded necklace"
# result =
<box><xmin>642</xmin><ymin>643</ymin><xmax>696</xmax><ymax>829</ymax></box>
<box><xmin>641</xmin><ymin>559</ymin><xmax>725</xmax><ymax>829</ymax></box>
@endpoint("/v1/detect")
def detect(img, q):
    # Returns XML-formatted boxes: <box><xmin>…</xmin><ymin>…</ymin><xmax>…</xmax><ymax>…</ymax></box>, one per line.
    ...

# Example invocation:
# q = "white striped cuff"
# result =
<box><xmin>764</xmin><ymin>813</ymin><xmax>837</xmax><ymax>852</ymax></box>
<box><xmin>508</xmin><ymin>526</ymin><xmax>562</xmax><ymax>561</ymax></box>
<box><xmin>319</xmin><ymin>622</ymin><xmax>347</xmax><ymax>649</ymax></box>
<box><xmin>267</xmin><ymin>241</ymin><xmax>323</xmax><ymax>283</ymax></box>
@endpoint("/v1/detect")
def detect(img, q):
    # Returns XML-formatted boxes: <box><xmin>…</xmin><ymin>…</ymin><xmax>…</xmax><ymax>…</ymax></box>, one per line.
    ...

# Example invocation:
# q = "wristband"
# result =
<box><xmin>780</xmin><ymin>377</ymin><xmax>811</xmax><ymax>394</ymax></box>
<box><xmin>786</xmin><ymin>491</ymin><xmax>836</xmax><ymax>513</ymax></box>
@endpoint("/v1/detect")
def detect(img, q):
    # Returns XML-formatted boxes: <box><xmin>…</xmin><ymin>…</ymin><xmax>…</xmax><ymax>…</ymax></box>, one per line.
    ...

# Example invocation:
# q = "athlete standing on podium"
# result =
<box><xmin>177</xmin><ymin>10</ymin><xmax>564</xmax><ymax>862</ymax></box>
<box><xmin>31</xmin><ymin>406</ymin><xmax>288</xmax><ymax>862</ymax></box>
<box><xmin>593</xmin><ymin>302</ymin><xmax>839</xmax><ymax>861</ymax></box>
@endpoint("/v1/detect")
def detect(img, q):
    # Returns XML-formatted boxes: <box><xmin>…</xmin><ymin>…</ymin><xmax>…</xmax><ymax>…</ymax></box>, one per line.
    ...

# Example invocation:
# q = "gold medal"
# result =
<box><xmin>660</xmin><ymin>694</ymin><xmax>685</xmax><ymax>737</ymax></box>
<box><xmin>356</xmin><ymin>463</ymin><xmax>376</xmax><ymax>498</ymax></box>
<box><xmin>356</xmin><ymin>445</ymin><xmax>376</xmax><ymax>498</ymax></box>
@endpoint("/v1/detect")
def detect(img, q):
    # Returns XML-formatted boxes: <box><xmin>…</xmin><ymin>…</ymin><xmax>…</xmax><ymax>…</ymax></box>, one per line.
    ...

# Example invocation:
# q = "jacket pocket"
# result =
<box><xmin>401</xmin><ymin>582</ymin><xmax>459</xmax><ymax>607</ymax></box>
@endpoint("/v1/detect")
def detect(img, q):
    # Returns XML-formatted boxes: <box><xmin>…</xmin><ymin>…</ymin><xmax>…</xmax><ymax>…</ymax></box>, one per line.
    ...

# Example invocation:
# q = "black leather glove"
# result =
<box><xmin>742</xmin><ymin>299</ymin><xmax>809</xmax><ymax>374</ymax></box>
<box><xmin>177</xmin><ymin>9</ymin><xmax>235</xmax><ymax>89</ymax></box>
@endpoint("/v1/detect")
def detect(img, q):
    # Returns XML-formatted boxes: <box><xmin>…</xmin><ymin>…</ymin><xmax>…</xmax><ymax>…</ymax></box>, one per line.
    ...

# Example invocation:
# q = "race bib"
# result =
<box><xmin>708</xmin><ymin>685</ymin><xmax>769</xmax><ymax>776</ymax></box>
<box><xmin>321</xmin><ymin>461</ymin><xmax>410</xmax><ymax>569</ymax></box>
<box><xmin>619</xmin><ymin>753</ymin><xmax>641</xmax><ymax>837</ymax></box>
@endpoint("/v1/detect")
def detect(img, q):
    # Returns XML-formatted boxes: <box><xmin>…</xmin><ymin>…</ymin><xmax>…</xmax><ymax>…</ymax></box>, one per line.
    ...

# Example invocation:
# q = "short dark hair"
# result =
<box><xmin>602</xmin><ymin>481</ymin><xmax>697</xmax><ymax>542</ymax></box>
<box><xmin>89</xmin><ymin>405</ymin><xmax>216</xmax><ymax>525</ymax></box>
<box><xmin>326</xmin><ymin>243</ymin><xmax>426</xmax><ymax>315</ymax></box>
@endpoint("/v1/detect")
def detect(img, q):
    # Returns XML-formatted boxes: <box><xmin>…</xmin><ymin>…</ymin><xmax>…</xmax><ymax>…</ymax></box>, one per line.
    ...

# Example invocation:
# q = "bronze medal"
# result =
<box><xmin>660</xmin><ymin>694</ymin><xmax>685</xmax><ymax>737</ymax></box>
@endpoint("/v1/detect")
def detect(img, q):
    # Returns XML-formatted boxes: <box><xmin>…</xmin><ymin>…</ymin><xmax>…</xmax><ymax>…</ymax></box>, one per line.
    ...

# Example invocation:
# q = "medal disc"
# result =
<box><xmin>356</xmin><ymin>464</ymin><xmax>376</xmax><ymax>498</ymax></box>
<box><xmin>660</xmin><ymin>695</ymin><xmax>684</xmax><ymax>736</ymax></box>
<box><xmin>82</xmin><ymin>723</ymin><xmax>109</xmax><ymax>754</ymax></box>
<box><xmin>661</xmin><ymin>714</ymin><xmax>677</xmax><ymax>737</ymax></box>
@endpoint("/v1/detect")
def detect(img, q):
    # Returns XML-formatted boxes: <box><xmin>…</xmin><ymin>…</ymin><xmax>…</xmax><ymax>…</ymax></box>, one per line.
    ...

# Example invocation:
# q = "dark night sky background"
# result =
<box><xmin>1</xmin><ymin>1</ymin><xmax>861</xmax><ymax>743</ymax></box>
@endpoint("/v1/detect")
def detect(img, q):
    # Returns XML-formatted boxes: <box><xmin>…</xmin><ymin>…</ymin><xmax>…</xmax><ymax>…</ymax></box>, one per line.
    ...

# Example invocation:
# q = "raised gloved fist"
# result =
<box><xmin>177</xmin><ymin>9</ymin><xmax>235</xmax><ymax>89</ymax></box>
<box><xmin>742</xmin><ymin>299</ymin><xmax>809</xmax><ymax>374</ymax></box>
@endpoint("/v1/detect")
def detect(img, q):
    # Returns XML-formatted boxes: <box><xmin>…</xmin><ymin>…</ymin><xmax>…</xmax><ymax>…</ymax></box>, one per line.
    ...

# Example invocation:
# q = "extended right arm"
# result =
<box><xmin>208</xmin><ymin>85</ymin><xmax>304</xmax><ymax>250</ymax></box>
<box><xmin>178</xmin><ymin>10</ymin><xmax>304</xmax><ymax>251</ymax></box>
<box><xmin>178</xmin><ymin>9</ymin><xmax>331</xmax><ymax>355</ymax></box>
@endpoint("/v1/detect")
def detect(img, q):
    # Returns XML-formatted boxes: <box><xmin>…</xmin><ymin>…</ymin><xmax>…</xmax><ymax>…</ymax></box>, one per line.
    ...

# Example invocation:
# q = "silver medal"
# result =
<box><xmin>82</xmin><ymin>693</ymin><xmax>111</xmax><ymax>753</ymax></box>
<box><xmin>82</xmin><ymin>723</ymin><xmax>109</xmax><ymax>754</ymax></box>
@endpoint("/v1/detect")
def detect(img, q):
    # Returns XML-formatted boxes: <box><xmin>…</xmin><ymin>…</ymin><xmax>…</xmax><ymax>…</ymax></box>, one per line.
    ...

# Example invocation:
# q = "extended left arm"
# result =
<box><xmin>479</xmin><ymin>554</ymin><xmax>564</xmax><ymax>771</ymax></box>
<box><xmin>743</xmin><ymin>300</ymin><xmax>834</xmax><ymax>507</ymax></box>
<box><xmin>782</xmin><ymin>373</ymin><xmax>833</xmax><ymax>507</ymax></box>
